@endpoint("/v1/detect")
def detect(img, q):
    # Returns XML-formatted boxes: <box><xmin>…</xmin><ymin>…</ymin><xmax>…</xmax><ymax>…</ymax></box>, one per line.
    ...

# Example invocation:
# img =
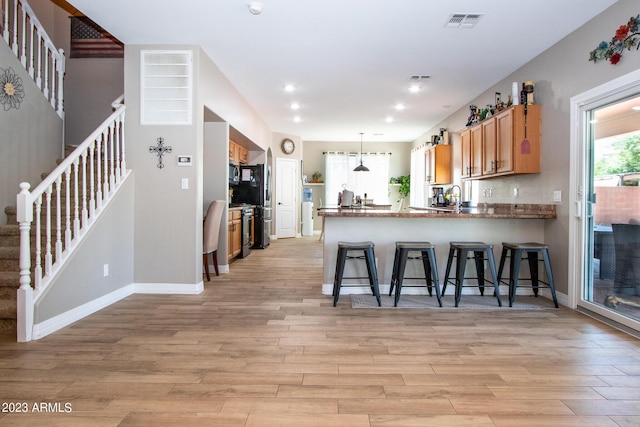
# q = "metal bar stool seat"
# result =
<box><xmin>443</xmin><ymin>241</ymin><xmax>502</xmax><ymax>307</ymax></box>
<box><xmin>389</xmin><ymin>241</ymin><xmax>442</xmax><ymax>307</ymax></box>
<box><xmin>332</xmin><ymin>241</ymin><xmax>381</xmax><ymax>307</ymax></box>
<box><xmin>497</xmin><ymin>242</ymin><xmax>559</xmax><ymax>308</ymax></box>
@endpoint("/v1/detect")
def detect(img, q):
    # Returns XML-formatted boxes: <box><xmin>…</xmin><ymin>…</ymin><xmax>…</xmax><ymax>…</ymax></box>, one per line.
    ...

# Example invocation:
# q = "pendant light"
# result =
<box><xmin>353</xmin><ymin>132</ymin><xmax>369</xmax><ymax>172</ymax></box>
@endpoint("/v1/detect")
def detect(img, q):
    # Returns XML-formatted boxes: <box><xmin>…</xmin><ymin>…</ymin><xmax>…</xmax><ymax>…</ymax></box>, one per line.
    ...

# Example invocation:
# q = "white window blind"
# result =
<box><xmin>324</xmin><ymin>152</ymin><xmax>391</xmax><ymax>205</ymax></box>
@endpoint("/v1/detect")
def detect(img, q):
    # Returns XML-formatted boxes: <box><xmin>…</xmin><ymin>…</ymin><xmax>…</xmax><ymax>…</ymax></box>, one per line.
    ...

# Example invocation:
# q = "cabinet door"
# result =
<box><xmin>460</xmin><ymin>129</ymin><xmax>471</xmax><ymax>178</ymax></box>
<box><xmin>227</xmin><ymin>220</ymin><xmax>234</xmax><ymax>260</ymax></box>
<box><xmin>232</xmin><ymin>218</ymin><xmax>242</xmax><ymax>258</ymax></box>
<box><xmin>229</xmin><ymin>140</ymin><xmax>238</xmax><ymax>163</ymax></box>
<box><xmin>470</xmin><ymin>125</ymin><xmax>483</xmax><ymax>177</ymax></box>
<box><xmin>496</xmin><ymin>108</ymin><xmax>514</xmax><ymax>173</ymax></box>
<box><xmin>482</xmin><ymin>118</ymin><xmax>497</xmax><ymax>175</ymax></box>
<box><xmin>238</xmin><ymin>146</ymin><xmax>249</xmax><ymax>164</ymax></box>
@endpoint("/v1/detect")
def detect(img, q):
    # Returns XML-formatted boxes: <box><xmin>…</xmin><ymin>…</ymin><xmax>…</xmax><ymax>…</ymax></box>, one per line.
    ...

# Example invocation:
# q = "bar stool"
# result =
<box><xmin>389</xmin><ymin>242</ymin><xmax>442</xmax><ymax>307</ymax></box>
<box><xmin>497</xmin><ymin>242</ymin><xmax>559</xmax><ymax>308</ymax></box>
<box><xmin>443</xmin><ymin>242</ymin><xmax>502</xmax><ymax>307</ymax></box>
<box><xmin>332</xmin><ymin>241</ymin><xmax>381</xmax><ymax>307</ymax></box>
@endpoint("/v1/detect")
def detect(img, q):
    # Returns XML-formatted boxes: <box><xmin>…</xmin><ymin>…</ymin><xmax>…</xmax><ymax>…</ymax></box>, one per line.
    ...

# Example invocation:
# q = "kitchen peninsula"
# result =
<box><xmin>318</xmin><ymin>204</ymin><xmax>556</xmax><ymax>296</ymax></box>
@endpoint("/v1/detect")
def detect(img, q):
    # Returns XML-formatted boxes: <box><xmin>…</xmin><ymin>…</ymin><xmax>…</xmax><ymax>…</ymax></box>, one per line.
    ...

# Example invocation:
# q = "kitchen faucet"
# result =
<box><xmin>450</xmin><ymin>185</ymin><xmax>462</xmax><ymax>212</ymax></box>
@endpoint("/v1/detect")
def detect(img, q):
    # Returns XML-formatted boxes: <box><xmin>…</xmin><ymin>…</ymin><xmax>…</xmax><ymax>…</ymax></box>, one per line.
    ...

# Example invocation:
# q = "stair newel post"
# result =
<box><xmin>88</xmin><ymin>144</ymin><xmax>96</xmax><ymax>218</ymax></box>
<box><xmin>16</xmin><ymin>182</ymin><xmax>34</xmax><ymax>342</ymax></box>
<box><xmin>55</xmin><ymin>176</ymin><xmax>62</xmax><ymax>263</ymax></box>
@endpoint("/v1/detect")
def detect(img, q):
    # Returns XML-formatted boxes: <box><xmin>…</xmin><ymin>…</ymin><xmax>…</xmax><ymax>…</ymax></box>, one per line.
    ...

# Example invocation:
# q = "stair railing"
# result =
<box><xmin>16</xmin><ymin>97</ymin><xmax>127</xmax><ymax>342</ymax></box>
<box><xmin>1</xmin><ymin>0</ymin><xmax>65</xmax><ymax>118</ymax></box>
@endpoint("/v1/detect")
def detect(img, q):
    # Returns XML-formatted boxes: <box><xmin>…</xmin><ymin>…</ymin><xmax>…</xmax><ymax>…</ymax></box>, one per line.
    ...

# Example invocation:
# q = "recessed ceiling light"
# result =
<box><xmin>284</xmin><ymin>84</ymin><xmax>295</xmax><ymax>92</ymax></box>
<box><xmin>632</xmin><ymin>106</ymin><xmax>640</xmax><ymax>111</ymax></box>
<box><xmin>293</xmin><ymin>116</ymin><xmax>301</xmax><ymax>123</ymax></box>
<box><xmin>290</xmin><ymin>102</ymin><xmax>300</xmax><ymax>110</ymax></box>
<box><xmin>395</xmin><ymin>103</ymin><xmax>406</xmax><ymax>111</ymax></box>
<box><xmin>408</xmin><ymin>84</ymin><xmax>421</xmax><ymax>93</ymax></box>
<box><xmin>385</xmin><ymin>116</ymin><xmax>394</xmax><ymax>123</ymax></box>
<box><xmin>247</xmin><ymin>2</ymin><xmax>263</xmax><ymax>15</ymax></box>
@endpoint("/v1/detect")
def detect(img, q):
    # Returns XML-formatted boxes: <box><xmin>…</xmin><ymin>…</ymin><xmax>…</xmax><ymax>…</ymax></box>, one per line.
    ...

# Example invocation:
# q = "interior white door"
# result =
<box><xmin>276</xmin><ymin>158</ymin><xmax>298</xmax><ymax>238</ymax></box>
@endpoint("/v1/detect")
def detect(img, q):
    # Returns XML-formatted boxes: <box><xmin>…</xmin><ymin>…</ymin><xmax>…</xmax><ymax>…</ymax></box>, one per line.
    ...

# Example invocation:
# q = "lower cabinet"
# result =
<box><xmin>228</xmin><ymin>209</ymin><xmax>242</xmax><ymax>260</ymax></box>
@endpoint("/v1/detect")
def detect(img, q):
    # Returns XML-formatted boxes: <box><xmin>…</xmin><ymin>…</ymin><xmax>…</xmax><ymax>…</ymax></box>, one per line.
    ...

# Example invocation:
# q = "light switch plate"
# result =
<box><xmin>553</xmin><ymin>190</ymin><xmax>562</xmax><ymax>202</ymax></box>
<box><xmin>181</xmin><ymin>178</ymin><xmax>189</xmax><ymax>189</ymax></box>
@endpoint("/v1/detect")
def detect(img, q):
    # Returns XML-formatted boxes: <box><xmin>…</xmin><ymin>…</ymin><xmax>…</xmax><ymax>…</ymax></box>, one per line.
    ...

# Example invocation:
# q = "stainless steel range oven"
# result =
<box><xmin>240</xmin><ymin>207</ymin><xmax>253</xmax><ymax>258</ymax></box>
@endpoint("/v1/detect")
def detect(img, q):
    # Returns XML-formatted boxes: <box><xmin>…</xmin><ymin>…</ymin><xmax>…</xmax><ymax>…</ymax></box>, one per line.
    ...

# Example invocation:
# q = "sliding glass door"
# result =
<box><xmin>571</xmin><ymin>71</ymin><xmax>640</xmax><ymax>333</ymax></box>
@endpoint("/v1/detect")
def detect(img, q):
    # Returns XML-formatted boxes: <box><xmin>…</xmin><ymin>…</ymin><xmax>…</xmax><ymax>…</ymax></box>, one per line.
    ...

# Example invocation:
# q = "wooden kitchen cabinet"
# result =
<box><xmin>237</xmin><ymin>145</ymin><xmax>249</xmax><ymax>164</ymax></box>
<box><xmin>459</xmin><ymin>104</ymin><xmax>540</xmax><ymax>180</ymax></box>
<box><xmin>228</xmin><ymin>209</ymin><xmax>242</xmax><ymax>260</ymax></box>
<box><xmin>229</xmin><ymin>140</ymin><xmax>238</xmax><ymax>163</ymax></box>
<box><xmin>425</xmin><ymin>144</ymin><xmax>452</xmax><ymax>184</ymax></box>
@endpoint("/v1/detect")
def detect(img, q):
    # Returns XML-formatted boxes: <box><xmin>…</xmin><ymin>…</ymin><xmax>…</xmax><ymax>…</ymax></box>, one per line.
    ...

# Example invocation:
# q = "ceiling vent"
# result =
<box><xmin>445</xmin><ymin>13</ymin><xmax>483</xmax><ymax>29</ymax></box>
<box><xmin>409</xmin><ymin>75</ymin><xmax>431</xmax><ymax>82</ymax></box>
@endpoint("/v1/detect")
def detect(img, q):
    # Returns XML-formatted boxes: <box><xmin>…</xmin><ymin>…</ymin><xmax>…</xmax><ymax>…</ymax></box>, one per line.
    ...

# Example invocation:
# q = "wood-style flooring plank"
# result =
<box><xmin>0</xmin><ymin>236</ymin><xmax>638</xmax><ymax>425</ymax></box>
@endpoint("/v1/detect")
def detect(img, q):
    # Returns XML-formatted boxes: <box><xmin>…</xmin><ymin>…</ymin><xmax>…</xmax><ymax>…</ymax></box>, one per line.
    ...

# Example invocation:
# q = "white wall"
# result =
<box><xmin>412</xmin><ymin>0</ymin><xmax>640</xmax><ymax>295</ymax></box>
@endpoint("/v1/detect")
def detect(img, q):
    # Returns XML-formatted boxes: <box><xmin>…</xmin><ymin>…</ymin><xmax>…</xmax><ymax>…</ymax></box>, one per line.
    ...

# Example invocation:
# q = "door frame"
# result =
<box><xmin>569</xmin><ymin>68</ymin><xmax>640</xmax><ymax>331</ymax></box>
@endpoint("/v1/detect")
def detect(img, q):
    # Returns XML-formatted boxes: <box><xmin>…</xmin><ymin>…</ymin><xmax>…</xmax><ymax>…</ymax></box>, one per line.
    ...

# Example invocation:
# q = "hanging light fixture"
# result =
<box><xmin>353</xmin><ymin>132</ymin><xmax>369</xmax><ymax>172</ymax></box>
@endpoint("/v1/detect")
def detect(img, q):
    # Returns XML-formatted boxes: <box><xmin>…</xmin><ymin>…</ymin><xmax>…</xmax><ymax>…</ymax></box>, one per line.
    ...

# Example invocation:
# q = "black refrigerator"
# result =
<box><xmin>233</xmin><ymin>164</ymin><xmax>271</xmax><ymax>248</ymax></box>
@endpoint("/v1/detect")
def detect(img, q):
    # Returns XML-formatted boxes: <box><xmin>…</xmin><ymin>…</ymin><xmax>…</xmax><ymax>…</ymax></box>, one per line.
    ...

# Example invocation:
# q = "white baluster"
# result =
<box><xmin>73</xmin><ymin>157</ymin><xmax>80</xmax><ymax>238</ymax></box>
<box><xmin>3</xmin><ymin>0</ymin><xmax>9</xmax><ymax>43</ymax></box>
<box><xmin>114</xmin><ymin>119</ymin><xmax>121</xmax><ymax>184</ymax></box>
<box><xmin>89</xmin><ymin>144</ymin><xmax>95</xmax><ymax>218</ymax></box>
<box><xmin>34</xmin><ymin>195</ymin><xmax>42</xmax><ymax>290</ymax></box>
<box><xmin>50</xmin><ymin>56</ymin><xmax>56</xmax><ymax>108</ymax></box>
<box><xmin>120</xmin><ymin>111</ymin><xmax>127</xmax><ymax>172</ymax></box>
<box><xmin>55</xmin><ymin>176</ymin><xmax>62</xmax><ymax>262</ymax></box>
<box><xmin>64</xmin><ymin>167</ymin><xmax>72</xmax><ymax>249</ymax></box>
<box><xmin>28</xmin><ymin>20</ymin><xmax>34</xmax><ymax>78</ymax></box>
<box><xmin>44</xmin><ymin>186</ymin><xmax>52</xmax><ymax>276</ymax></box>
<box><xmin>56</xmin><ymin>48</ymin><xmax>65</xmax><ymax>117</ymax></box>
<box><xmin>81</xmin><ymin>150</ymin><xmax>88</xmax><ymax>229</ymax></box>
<box><xmin>109</xmin><ymin>123</ymin><xmax>116</xmax><ymax>190</ymax></box>
<box><xmin>36</xmin><ymin>32</ymin><xmax>42</xmax><ymax>89</ymax></box>
<box><xmin>103</xmin><ymin>130</ymin><xmax>110</xmax><ymax>198</ymax></box>
<box><xmin>19</xmin><ymin>5</ymin><xmax>26</xmax><ymax>66</ymax></box>
<box><xmin>43</xmin><ymin>46</ymin><xmax>49</xmax><ymax>99</ymax></box>
<box><xmin>11</xmin><ymin>0</ymin><xmax>18</xmax><ymax>55</ymax></box>
<box><xmin>95</xmin><ymin>136</ymin><xmax>103</xmax><ymax>210</ymax></box>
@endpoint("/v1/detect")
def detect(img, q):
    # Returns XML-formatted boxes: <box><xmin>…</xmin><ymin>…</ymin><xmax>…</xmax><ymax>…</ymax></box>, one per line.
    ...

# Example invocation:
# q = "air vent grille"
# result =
<box><xmin>409</xmin><ymin>75</ymin><xmax>431</xmax><ymax>81</ymax></box>
<box><xmin>445</xmin><ymin>13</ymin><xmax>483</xmax><ymax>29</ymax></box>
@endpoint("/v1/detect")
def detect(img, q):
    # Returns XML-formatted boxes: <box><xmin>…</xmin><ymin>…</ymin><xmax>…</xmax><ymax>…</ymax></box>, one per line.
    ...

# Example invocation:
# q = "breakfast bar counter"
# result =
<box><xmin>317</xmin><ymin>203</ymin><xmax>556</xmax><ymax>296</ymax></box>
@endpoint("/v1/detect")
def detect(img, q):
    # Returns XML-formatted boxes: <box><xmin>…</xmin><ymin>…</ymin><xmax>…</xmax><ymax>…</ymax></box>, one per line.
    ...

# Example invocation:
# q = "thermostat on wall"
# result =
<box><xmin>177</xmin><ymin>155</ymin><xmax>192</xmax><ymax>166</ymax></box>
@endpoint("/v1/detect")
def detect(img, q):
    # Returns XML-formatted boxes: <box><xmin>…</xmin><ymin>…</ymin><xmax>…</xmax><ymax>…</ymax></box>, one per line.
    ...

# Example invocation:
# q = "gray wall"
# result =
<box><xmin>35</xmin><ymin>175</ymin><xmax>135</xmax><ymax>322</ymax></box>
<box><xmin>0</xmin><ymin>41</ymin><xmax>62</xmax><ymax>213</ymax></box>
<box><xmin>413</xmin><ymin>0</ymin><xmax>640</xmax><ymax>296</ymax></box>
<box><xmin>125</xmin><ymin>45</ymin><xmax>272</xmax><ymax>284</ymax></box>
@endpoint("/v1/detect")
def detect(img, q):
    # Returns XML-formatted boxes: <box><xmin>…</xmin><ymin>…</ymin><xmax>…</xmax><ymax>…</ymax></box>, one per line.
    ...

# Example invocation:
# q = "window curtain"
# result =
<box><xmin>410</xmin><ymin>145</ymin><xmax>426</xmax><ymax>207</ymax></box>
<box><xmin>325</xmin><ymin>152</ymin><xmax>391</xmax><ymax>206</ymax></box>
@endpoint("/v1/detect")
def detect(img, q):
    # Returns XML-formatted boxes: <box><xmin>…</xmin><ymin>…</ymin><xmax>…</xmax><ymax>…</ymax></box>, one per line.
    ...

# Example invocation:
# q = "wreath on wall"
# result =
<box><xmin>0</xmin><ymin>67</ymin><xmax>25</xmax><ymax>111</ymax></box>
<box><xmin>589</xmin><ymin>14</ymin><xmax>640</xmax><ymax>65</ymax></box>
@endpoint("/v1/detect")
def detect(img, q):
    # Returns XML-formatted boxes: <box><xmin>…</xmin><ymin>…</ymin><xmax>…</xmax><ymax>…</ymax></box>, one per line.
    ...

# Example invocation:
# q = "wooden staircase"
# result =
<box><xmin>0</xmin><ymin>145</ymin><xmax>77</xmax><ymax>336</ymax></box>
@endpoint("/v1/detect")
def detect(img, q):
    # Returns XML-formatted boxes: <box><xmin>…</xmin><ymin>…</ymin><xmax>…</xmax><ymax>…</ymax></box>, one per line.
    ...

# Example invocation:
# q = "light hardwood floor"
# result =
<box><xmin>0</xmin><ymin>236</ymin><xmax>639</xmax><ymax>426</ymax></box>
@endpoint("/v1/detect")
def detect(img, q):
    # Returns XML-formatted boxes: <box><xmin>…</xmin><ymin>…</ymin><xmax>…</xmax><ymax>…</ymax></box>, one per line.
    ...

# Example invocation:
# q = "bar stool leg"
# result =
<box><xmin>364</xmin><ymin>247</ymin><xmax>382</xmax><ymax>306</ymax></box>
<box><xmin>443</xmin><ymin>246</ymin><xmax>455</xmax><ymax>295</ymax></box>
<box><xmin>541</xmin><ymin>248</ymin><xmax>559</xmax><ymax>308</ymax></box>
<box><xmin>497</xmin><ymin>247</ymin><xmax>509</xmax><ymax>285</ymax></box>
<box><xmin>393</xmin><ymin>248</ymin><xmax>409</xmax><ymax>307</ymax></box>
<box><xmin>454</xmin><ymin>248</ymin><xmax>468</xmax><ymax>307</ymax></box>
<box><xmin>527</xmin><ymin>251</ymin><xmax>540</xmax><ymax>297</ymax></box>
<box><xmin>389</xmin><ymin>247</ymin><xmax>400</xmax><ymax>296</ymax></box>
<box><xmin>421</xmin><ymin>250</ymin><xmax>433</xmax><ymax>297</ymax></box>
<box><xmin>425</xmin><ymin>248</ymin><xmax>443</xmax><ymax>307</ymax></box>
<box><xmin>486</xmin><ymin>247</ymin><xmax>502</xmax><ymax>307</ymax></box>
<box><xmin>509</xmin><ymin>248</ymin><xmax>523</xmax><ymax>308</ymax></box>
<box><xmin>473</xmin><ymin>250</ymin><xmax>485</xmax><ymax>296</ymax></box>
<box><xmin>333</xmin><ymin>247</ymin><xmax>347</xmax><ymax>307</ymax></box>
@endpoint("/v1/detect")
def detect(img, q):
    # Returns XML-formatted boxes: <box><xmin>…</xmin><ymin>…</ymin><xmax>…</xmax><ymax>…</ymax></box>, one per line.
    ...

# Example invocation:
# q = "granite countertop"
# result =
<box><xmin>318</xmin><ymin>203</ymin><xmax>556</xmax><ymax>219</ymax></box>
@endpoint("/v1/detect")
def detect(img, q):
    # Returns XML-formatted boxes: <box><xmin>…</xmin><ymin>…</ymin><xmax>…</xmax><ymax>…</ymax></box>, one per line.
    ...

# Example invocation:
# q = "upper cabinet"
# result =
<box><xmin>458</xmin><ymin>104</ymin><xmax>540</xmax><ymax>179</ymax></box>
<box><xmin>425</xmin><ymin>144</ymin><xmax>452</xmax><ymax>184</ymax></box>
<box><xmin>229</xmin><ymin>140</ymin><xmax>249</xmax><ymax>164</ymax></box>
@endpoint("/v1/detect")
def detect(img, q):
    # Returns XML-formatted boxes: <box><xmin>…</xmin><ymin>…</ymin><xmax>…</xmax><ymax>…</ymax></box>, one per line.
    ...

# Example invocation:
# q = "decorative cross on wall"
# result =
<box><xmin>149</xmin><ymin>137</ymin><xmax>172</xmax><ymax>169</ymax></box>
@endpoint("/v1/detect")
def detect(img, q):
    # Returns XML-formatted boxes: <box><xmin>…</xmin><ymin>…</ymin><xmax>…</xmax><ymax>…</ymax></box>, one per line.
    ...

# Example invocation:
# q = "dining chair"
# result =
<box><xmin>203</xmin><ymin>200</ymin><xmax>225</xmax><ymax>281</ymax></box>
<box><xmin>612</xmin><ymin>223</ymin><xmax>640</xmax><ymax>296</ymax></box>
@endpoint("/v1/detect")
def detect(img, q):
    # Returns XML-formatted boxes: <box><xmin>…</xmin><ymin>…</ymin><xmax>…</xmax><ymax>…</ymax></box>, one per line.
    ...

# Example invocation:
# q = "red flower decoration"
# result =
<box><xmin>615</xmin><ymin>25</ymin><xmax>629</xmax><ymax>41</ymax></box>
<box><xmin>610</xmin><ymin>52</ymin><xmax>622</xmax><ymax>64</ymax></box>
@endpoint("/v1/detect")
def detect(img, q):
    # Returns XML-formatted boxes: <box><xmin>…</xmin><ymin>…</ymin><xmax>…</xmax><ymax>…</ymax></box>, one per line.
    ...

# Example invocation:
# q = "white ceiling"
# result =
<box><xmin>68</xmin><ymin>0</ymin><xmax>618</xmax><ymax>143</ymax></box>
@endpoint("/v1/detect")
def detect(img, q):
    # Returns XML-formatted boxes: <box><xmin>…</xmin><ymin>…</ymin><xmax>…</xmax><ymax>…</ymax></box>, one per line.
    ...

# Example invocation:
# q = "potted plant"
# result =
<box><xmin>311</xmin><ymin>171</ymin><xmax>323</xmax><ymax>183</ymax></box>
<box><xmin>389</xmin><ymin>175</ymin><xmax>410</xmax><ymax>211</ymax></box>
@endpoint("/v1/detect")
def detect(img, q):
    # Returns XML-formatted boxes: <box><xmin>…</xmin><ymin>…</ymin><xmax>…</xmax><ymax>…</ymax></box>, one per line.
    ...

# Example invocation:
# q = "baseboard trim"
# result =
<box><xmin>32</xmin><ymin>282</ymin><xmax>203</xmax><ymax>340</ymax></box>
